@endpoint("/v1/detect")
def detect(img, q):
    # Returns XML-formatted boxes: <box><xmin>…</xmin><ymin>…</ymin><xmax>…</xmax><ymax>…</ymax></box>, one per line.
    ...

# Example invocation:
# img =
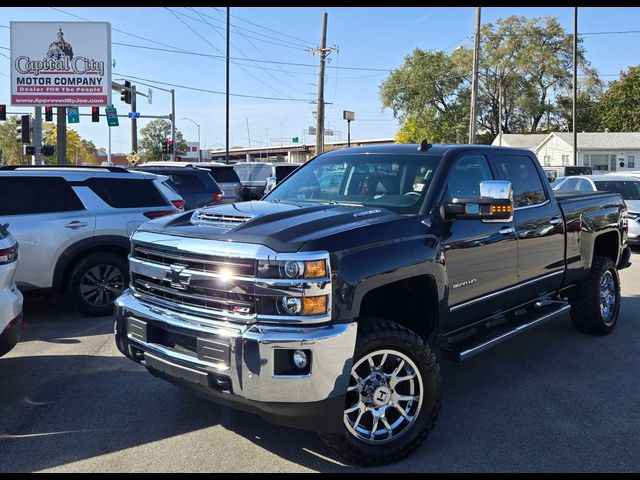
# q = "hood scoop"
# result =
<box><xmin>192</xmin><ymin>210</ymin><xmax>253</xmax><ymax>227</ymax></box>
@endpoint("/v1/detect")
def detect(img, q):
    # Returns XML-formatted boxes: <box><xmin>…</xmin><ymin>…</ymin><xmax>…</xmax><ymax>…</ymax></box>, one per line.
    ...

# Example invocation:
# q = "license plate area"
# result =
<box><xmin>128</xmin><ymin>317</ymin><xmax>231</xmax><ymax>367</ymax></box>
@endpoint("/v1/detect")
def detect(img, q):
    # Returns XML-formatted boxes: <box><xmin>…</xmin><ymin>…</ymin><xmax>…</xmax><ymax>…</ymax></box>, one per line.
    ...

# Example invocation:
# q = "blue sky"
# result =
<box><xmin>1</xmin><ymin>6</ymin><xmax>640</xmax><ymax>153</ymax></box>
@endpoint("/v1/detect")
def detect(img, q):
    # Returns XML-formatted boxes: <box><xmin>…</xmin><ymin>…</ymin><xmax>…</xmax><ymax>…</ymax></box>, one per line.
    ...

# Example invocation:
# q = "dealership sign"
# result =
<box><xmin>10</xmin><ymin>21</ymin><xmax>111</xmax><ymax>106</ymax></box>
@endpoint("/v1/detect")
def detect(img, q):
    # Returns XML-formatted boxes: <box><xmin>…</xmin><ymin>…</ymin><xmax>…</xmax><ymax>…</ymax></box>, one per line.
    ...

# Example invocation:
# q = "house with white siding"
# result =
<box><xmin>492</xmin><ymin>132</ymin><xmax>640</xmax><ymax>172</ymax></box>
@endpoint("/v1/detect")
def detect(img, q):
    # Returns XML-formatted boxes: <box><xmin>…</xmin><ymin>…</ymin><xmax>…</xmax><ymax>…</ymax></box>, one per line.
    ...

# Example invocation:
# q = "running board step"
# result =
<box><xmin>441</xmin><ymin>302</ymin><xmax>571</xmax><ymax>362</ymax></box>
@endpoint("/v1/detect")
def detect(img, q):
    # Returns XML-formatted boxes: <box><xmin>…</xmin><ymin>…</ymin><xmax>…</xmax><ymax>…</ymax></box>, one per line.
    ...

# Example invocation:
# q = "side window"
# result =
<box><xmin>577</xmin><ymin>180</ymin><xmax>594</xmax><ymax>192</ymax></box>
<box><xmin>87</xmin><ymin>178</ymin><xmax>167</xmax><ymax>208</ymax></box>
<box><xmin>446</xmin><ymin>155</ymin><xmax>493</xmax><ymax>199</ymax></box>
<box><xmin>167</xmin><ymin>173</ymin><xmax>207</xmax><ymax>189</ymax></box>
<box><xmin>0</xmin><ymin>177</ymin><xmax>84</xmax><ymax>216</ymax></box>
<box><xmin>560</xmin><ymin>178</ymin><xmax>579</xmax><ymax>191</ymax></box>
<box><xmin>495</xmin><ymin>155</ymin><xmax>547</xmax><ymax>208</ymax></box>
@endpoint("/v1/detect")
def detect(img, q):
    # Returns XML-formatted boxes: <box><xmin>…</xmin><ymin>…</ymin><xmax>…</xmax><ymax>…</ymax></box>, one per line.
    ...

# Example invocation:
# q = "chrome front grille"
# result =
<box><xmin>130</xmin><ymin>241</ymin><xmax>256</xmax><ymax>321</ymax></box>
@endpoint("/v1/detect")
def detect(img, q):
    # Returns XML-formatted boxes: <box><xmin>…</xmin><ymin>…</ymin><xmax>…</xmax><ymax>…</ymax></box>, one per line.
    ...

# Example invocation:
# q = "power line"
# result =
<box><xmin>164</xmin><ymin>7</ymin><xmax>293</xmax><ymax>99</ymax></box>
<box><xmin>113</xmin><ymin>71</ymin><xmax>310</xmax><ymax>102</ymax></box>
<box><xmin>210</xmin><ymin>6</ymin><xmax>315</xmax><ymax>46</ymax></box>
<box><xmin>185</xmin><ymin>7</ymin><xmax>308</xmax><ymax>96</ymax></box>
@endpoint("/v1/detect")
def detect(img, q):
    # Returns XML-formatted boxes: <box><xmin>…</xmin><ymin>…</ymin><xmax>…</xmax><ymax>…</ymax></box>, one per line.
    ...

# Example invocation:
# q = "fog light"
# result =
<box><xmin>281</xmin><ymin>296</ymin><xmax>302</xmax><ymax>315</ymax></box>
<box><xmin>292</xmin><ymin>350</ymin><xmax>308</xmax><ymax>369</ymax></box>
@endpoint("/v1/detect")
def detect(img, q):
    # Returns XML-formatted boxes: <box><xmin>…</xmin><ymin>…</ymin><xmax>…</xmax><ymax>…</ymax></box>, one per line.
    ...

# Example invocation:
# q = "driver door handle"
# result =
<box><xmin>64</xmin><ymin>221</ymin><xmax>88</xmax><ymax>229</ymax></box>
<box><xmin>499</xmin><ymin>226</ymin><xmax>515</xmax><ymax>235</ymax></box>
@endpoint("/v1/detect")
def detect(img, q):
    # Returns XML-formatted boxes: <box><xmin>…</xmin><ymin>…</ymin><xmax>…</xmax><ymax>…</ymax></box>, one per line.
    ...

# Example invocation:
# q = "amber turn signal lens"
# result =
<box><xmin>302</xmin><ymin>295</ymin><xmax>328</xmax><ymax>315</ymax></box>
<box><xmin>304</xmin><ymin>260</ymin><xmax>327</xmax><ymax>279</ymax></box>
<box><xmin>490</xmin><ymin>204</ymin><xmax>513</xmax><ymax>214</ymax></box>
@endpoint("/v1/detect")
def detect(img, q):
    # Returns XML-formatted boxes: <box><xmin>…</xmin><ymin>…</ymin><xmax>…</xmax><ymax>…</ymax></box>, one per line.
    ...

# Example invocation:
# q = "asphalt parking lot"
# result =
<box><xmin>1</xmin><ymin>252</ymin><xmax>639</xmax><ymax>473</ymax></box>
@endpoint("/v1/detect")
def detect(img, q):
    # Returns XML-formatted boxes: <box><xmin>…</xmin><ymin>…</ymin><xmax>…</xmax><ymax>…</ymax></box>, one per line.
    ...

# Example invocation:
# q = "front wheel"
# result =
<box><xmin>569</xmin><ymin>255</ymin><xmax>621</xmax><ymax>335</ymax></box>
<box><xmin>319</xmin><ymin>319</ymin><xmax>442</xmax><ymax>466</ymax></box>
<box><xmin>67</xmin><ymin>252</ymin><xmax>128</xmax><ymax>317</ymax></box>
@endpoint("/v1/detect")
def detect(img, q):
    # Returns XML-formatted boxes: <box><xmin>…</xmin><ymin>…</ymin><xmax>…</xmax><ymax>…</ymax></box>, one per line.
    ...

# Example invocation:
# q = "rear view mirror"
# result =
<box><xmin>442</xmin><ymin>180</ymin><xmax>513</xmax><ymax>222</ymax></box>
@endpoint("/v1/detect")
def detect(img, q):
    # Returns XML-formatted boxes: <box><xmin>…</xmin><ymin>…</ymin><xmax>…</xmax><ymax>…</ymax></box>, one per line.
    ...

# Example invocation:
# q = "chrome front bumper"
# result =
<box><xmin>114</xmin><ymin>291</ymin><xmax>357</xmax><ymax>406</ymax></box>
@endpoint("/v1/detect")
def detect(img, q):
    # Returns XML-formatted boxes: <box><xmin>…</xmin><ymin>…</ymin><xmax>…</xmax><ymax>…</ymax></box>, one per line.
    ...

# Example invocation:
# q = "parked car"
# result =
<box><xmin>132</xmin><ymin>165</ymin><xmax>224</xmax><ymax>210</ymax></box>
<box><xmin>194</xmin><ymin>163</ymin><xmax>242</xmax><ymax>203</ymax></box>
<box><xmin>264</xmin><ymin>162</ymin><xmax>303</xmax><ymax>195</ymax></box>
<box><xmin>115</xmin><ymin>143</ymin><xmax>630</xmax><ymax>465</ymax></box>
<box><xmin>553</xmin><ymin>174</ymin><xmax>640</xmax><ymax>245</ymax></box>
<box><xmin>131</xmin><ymin>171</ymin><xmax>186</xmax><ymax>212</ymax></box>
<box><xmin>234</xmin><ymin>162</ymin><xmax>302</xmax><ymax>200</ymax></box>
<box><xmin>0</xmin><ymin>224</ymin><xmax>23</xmax><ymax>357</ymax></box>
<box><xmin>543</xmin><ymin>165</ymin><xmax>592</xmax><ymax>183</ymax></box>
<box><xmin>0</xmin><ymin>165</ymin><xmax>179</xmax><ymax>316</ymax></box>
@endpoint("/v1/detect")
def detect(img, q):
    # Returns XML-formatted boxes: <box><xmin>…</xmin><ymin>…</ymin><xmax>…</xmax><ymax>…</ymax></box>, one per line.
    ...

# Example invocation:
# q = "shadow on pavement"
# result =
<box><xmin>1</xmin><ymin>295</ymin><xmax>639</xmax><ymax>472</ymax></box>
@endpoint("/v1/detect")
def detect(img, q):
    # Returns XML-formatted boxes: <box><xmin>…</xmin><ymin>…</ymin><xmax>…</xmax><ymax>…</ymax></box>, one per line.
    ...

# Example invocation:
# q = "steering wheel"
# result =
<box><xmin>404</xmin><ymin>191</ymin><xmax>422</xmax><ymax>197</ymax></box>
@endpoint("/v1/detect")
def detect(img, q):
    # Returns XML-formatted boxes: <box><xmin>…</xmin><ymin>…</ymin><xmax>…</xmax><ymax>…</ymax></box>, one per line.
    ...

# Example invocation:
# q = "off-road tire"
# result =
<box><xmin>318</xmin><ymin>318</ymin><xmax>442</xmax><ymax>466</ymax></box>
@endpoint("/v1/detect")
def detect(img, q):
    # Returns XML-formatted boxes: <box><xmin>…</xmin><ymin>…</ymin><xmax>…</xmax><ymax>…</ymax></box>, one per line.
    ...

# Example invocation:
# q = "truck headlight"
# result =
<box><xmin>258</xmin><ymin>259</ymin><xmax>328</xmax><ymax>279</ymax></box>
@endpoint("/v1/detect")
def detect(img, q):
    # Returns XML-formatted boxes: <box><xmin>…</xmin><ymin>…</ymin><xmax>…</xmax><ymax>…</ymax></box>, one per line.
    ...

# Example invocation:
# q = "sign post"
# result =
<box><xmin>343</xmin><ymin>110</ymin><xmax>355</xmax><ymax>148</ymax></box>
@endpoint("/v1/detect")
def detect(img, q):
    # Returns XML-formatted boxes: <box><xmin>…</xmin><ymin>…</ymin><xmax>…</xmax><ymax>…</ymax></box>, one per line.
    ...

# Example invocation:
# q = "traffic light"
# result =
<box><xmin>16</xmin><ymin>115</ymin><xmax>31</xmax><ymax>144</ymax></box>
<box><xmin>45</xmin><ymin>106</ymin><xmax>53</xmax><ymax>122</ymax></box>
<box><xmin>161</xmin><ymin>141</ymin><xmax>168</xmax><ymax>153</ymax></box>
<box><xmin>167</xmin><ymin>140</ymin><xmax>174</xmax><ymax>152</ymax></box>
<box><xmin>92</xmin><ymin>107</ymin><xmax>100</xmax><ymax>122</ymax></box>
<box><xmin>120</xmin><ymin>80</ymin><xmax>132</xmax><ymax>105</ymax></box>
<box><xmin>0</xmin><ymin>104</ymin><xmax>6</xmax><ymax>121</ymax></box>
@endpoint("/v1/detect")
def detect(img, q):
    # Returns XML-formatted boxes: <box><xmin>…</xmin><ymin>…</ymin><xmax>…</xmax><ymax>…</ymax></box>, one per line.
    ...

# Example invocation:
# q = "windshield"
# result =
<box><xmin>265</xmin><ymin>152</ymin><xmax>441</xmax><ymax>213</ymax></box>
<box><xmin>234</xmin><ymin>164</ymin><xmax>273</xmax><ymax>182</ymax></box>
<box><xmin>594</xmin><ymin>180</ymin><xmax>640</xmax><ymax>200</ymax></box>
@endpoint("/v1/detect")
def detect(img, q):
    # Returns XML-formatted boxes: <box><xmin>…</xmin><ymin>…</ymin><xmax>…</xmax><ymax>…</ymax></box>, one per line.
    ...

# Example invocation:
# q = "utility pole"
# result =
<box><xmin>33</xmin><ymin>106</ymin><xmax>42</xmax><ymax>165</ymax></box>
<box><xmin>469</xmin><ymin>6</ymin><xmax>481</xmax><ymax>144</ymax></box>
<box><xmin>226</xmin><ymin>6</ymin><xmax>230</xmax><ymax>165</ymax></box>
<box><xmin>308</xmin><ymin>13</ymin><xmax>338</xmax><ymax>157</ymax></box>
<box><xmin>131</xmin><ymin>85</ymin><xmax>138</xmax><ymax>154</ymax></box>
<box><xmin>56</xmin><ymin>107</ymin><xmax>66</xmax><ymax>165</ymax></box>
<box><xmin>170</xmin><ymin>89</ymin><xmax>176</xmax><ymax>161</ymax></box>
<box><xmin>573</xmin><ymin>6</ymin><xmax>578</xmax><ymax>166</ymax></box>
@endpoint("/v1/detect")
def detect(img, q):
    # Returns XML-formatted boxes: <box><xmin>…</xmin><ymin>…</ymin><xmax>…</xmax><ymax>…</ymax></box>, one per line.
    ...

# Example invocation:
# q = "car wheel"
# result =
<box><xmin>569</xmin><ymin>255</ymin><xmax>621</xmax><ymax>335</ymax></box>
<box><xmin>68</xmin><ymin>252</ymin><xmax>128</xmax><ymax>317</ymax></box>
<box><xmin>318</xmin><ymin>318</ymin><xmax>442</xmax><ymax>466</ymax></box>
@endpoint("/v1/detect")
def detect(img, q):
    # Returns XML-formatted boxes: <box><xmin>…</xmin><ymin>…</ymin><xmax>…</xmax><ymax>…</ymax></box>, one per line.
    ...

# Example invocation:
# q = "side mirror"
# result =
<box><xmin>442</xmin><ymin>180</ymin><xmax>514</xmax><ymax>222</ymax></box>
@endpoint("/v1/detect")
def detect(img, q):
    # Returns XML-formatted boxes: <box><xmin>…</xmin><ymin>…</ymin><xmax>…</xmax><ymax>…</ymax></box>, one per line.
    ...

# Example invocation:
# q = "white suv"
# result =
<box><xmin>0</xmin><ymin>224</ymin><xmax>23</xmax><ymax>357</ymax></box>
<box><xmin>0</xmin><ymin>165</ymin><xmax>180</xmax><ymax>316</ymax></box>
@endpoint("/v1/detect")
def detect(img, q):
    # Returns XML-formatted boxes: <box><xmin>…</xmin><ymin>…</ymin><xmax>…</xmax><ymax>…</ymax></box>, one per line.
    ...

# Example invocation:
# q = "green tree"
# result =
<box><xmin>597</xmin><ymin>65</ymin><xmax>640</xmax><ymax>131</ymax></box>
<box><xmin>0</xmin><ymin>116</ymin><xmax>22</xmax><ymax>165</ymax></box>
<box><xmin>43</xmin><ymin>123</ymin><xmax>98</xmax><ymax>165</ymax></box>
<box><xmin>139</xmin><ymin>119</ymin><xmax>188</xmax><ymax>161</ymax></box>
<box><xmin>380</xmin><ymin>48</ymin><xmax>470</xmax><ymax>143</ymax></box>
<box><xmin>380</xmin><ymin>15</ymin><xmax>602</xmax><ymax>142</ymax></box>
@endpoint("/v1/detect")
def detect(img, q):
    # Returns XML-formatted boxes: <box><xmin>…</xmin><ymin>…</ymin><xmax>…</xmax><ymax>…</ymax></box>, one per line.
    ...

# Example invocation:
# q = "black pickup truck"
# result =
<box><xmin>114</xmin><ymin>142</ymin><xmax>631</xmax><ymax>465</ymax></box>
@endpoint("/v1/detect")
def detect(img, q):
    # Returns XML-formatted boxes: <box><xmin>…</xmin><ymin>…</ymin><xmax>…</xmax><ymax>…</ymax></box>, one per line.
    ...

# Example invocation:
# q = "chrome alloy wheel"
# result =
<box><xmin>80</xmin><ymin>264</ymin><xmax>125</xmax><ymax>307</ymax></box>
<box><xmin>344</xmin><ymin>349</ymin><xmax>423</xmax><ymax>444</ymax></box>
<box><xmin>600</xmin><ymin>270</ymin><xmax>616</xmax><ymax>325</ymax></box>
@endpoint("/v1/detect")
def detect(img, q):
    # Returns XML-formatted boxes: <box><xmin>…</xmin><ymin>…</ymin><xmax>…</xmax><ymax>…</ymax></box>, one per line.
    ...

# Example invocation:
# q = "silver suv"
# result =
<box><xmin>0</xmin><ymin>165</ymin><xmax>180</xmax><ymax>316</ymax></box>
<box><xmin>0</xmin><ymin>224</ymin><xmax>23</xmax><ymax>357</ymax></box>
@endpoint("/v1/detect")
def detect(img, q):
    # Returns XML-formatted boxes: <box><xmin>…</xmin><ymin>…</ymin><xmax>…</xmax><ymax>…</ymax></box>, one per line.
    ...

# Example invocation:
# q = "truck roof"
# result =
<box><xmin>323</xmin><ymin>143</ymin><xmax>534</xmax><ymax>156</ymax></box>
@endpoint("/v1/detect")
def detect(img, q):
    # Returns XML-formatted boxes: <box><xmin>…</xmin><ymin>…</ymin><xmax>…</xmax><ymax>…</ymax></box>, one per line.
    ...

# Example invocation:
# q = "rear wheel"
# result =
<box><xmin>319</xmin><ymin>318</ymin><xmax>441</xmax><ymax>466</ymax></box>
<box><xmin>569</xmin><ymin>256</ymin><xmax>620</xmax><ymax>334</ymax></box>
<box><xmin>68</xmin><ymin>252</ymin><xmax>128</xmax><ymax>317</ymax></box>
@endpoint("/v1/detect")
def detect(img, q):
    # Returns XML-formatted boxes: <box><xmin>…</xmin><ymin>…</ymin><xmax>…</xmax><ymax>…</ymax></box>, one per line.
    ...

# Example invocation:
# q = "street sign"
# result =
<box><xmin>292</xmin><ymin>137</ymin><xmax>299</xmax><ymax>143</ymax></box>
<box><xmin>105</xmin><ymin>106</ymin><xmax>119</xmax><ymax>127</ymax></box>
<box><xmin>128</xmin><ymin>112</ymin><xmax>141</xmax><ymax>118</ymax></box>
<box><xmin>126</xmin><ymin>151</ymin><xmax>140</xmax><ymax>165</ymax></box>
<box><xmin>343</xmin><ymin>110</ymin><xmax>355</xmax><ymax>121</ymax></box>
<box><xmin>67</xmin><ymin>107</ymin><xmax>80</xmax><ymax>124</ymax></box>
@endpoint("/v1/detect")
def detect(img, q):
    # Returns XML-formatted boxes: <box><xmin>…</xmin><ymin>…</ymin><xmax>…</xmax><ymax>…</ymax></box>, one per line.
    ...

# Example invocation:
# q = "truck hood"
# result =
<box><xmin>138</xmin><ymin>200</ymin><xmax>401</xmax><ymax>252</ymax></box>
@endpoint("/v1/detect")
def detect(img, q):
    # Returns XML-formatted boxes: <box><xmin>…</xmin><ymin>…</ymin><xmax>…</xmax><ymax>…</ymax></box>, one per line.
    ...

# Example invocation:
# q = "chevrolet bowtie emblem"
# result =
<box><xmin>167</xmin><ymin>264</ymin><xmax>191</xmax><ymax>290</ymax></box>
